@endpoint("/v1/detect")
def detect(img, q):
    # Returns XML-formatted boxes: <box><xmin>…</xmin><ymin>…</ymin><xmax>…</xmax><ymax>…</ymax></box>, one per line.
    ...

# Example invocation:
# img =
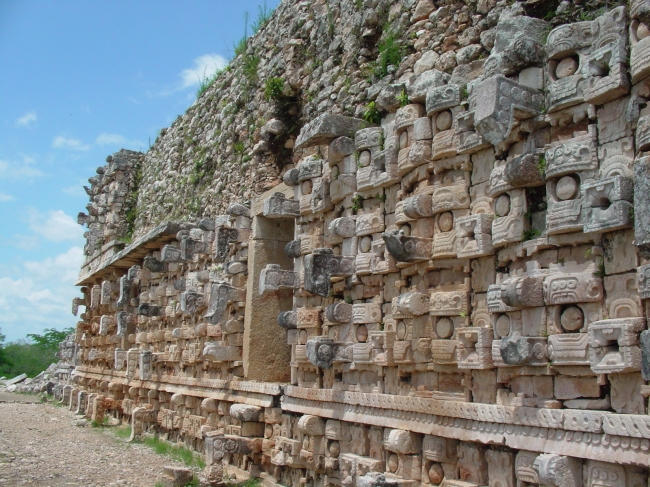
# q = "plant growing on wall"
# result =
<box><xmin>363</xmin><ymin>101</ymin><xmax>381</xmax><ymax>124</ymax></box>
<box><xmin>264</xmin><ymin>77</ymin><xmax>285</xmax><ymax>101</ymax></box>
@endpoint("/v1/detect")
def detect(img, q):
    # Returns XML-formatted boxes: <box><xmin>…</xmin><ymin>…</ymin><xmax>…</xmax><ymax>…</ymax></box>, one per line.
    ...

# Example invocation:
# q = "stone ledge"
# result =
<box><xmin>76</xmin><ymin>221</ymin><xmax>182</xmax><ymax>286</ymax></box>
<box><xmin>281</xmin><ymin>396</ymin><xmax>650</xmax><ymax>467</ymax></box>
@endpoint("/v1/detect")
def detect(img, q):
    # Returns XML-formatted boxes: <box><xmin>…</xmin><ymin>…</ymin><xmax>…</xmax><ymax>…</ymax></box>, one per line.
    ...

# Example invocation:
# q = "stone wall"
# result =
<box><xmin>71</xmin><ymin>0</ymin><xmax>650</xmax><ymax>486</ymax></box>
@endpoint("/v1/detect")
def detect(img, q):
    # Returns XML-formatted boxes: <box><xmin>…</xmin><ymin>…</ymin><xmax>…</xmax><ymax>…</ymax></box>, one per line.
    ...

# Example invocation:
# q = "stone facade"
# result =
<box><xmin>70</xmin><ymin>1</ymin><xmax>650</xmax><ymax>485</ymax></box>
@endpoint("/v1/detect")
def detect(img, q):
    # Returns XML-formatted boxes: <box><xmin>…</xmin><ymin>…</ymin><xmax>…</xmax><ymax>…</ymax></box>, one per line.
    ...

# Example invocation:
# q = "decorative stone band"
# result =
<box><xmin>283</xmin><ymin>386</ymin><xmax>650</xmax><ymax>456</ymax></box>
<box><xmin>74</xmin><ymin>366</ymin><xmax>282</xmax><ymax>407</ymax></box>
<box><xmin>281</xmin><ymin>395</ymin><xmax>649</xmax><ymax>467</ymax></box>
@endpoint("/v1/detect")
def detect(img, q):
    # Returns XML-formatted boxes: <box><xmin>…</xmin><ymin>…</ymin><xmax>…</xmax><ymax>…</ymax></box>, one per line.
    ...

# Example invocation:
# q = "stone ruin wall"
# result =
<box><xmin>66</xmin><ymin>0</ymin><xmax>650</xmax><ymax>485</ymax></box>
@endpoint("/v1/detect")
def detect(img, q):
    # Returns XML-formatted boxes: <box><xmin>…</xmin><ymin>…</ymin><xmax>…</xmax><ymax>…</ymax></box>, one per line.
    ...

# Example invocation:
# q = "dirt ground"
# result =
<box><xmin>0</xmin><ymin>397</ymin><xmax>188</xmax><ymax>487</ymax></box>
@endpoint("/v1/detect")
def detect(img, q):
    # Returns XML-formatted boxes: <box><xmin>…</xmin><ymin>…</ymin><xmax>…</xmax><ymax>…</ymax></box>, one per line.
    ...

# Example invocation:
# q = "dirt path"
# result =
<box><xmin>0</xmin><ymin>398</ymin><xmax>188</xmax><ymax>487</ymax></box>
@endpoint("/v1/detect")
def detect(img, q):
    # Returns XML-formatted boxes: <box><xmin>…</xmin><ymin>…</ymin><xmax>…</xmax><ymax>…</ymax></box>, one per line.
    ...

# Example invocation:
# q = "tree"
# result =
<box><xmin>0</xmin><ymin>327</ymin><xmax>74</xmax><ymax>378</ymax></box>
<box><xmin>0</xmin><ymin>327</ymin><xmax>8</xmax><ymax>370</ymax></box>
<box><xmin>26</xmin><ymin>327</ymin><xmax>74</xmax><ymax>349</ymax></box>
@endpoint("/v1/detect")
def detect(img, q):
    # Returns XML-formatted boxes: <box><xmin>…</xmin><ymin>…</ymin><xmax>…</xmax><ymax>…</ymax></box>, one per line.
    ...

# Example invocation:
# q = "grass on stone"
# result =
<box><xmin>113</xmin><ymin>424</ymin><xmax>132</xmax><ymax>440</ymax></box>
<box><xmin>142</xmin><ymin>436</ymin><xmax>206</xmax><ymax>469</ymax></box>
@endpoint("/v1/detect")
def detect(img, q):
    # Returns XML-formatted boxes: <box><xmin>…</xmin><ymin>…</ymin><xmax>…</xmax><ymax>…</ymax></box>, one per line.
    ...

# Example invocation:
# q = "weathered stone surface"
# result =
<box><xmin>295</xmin><ymin>114</ymin><xmax>366</xmax><ymax>149</ymax></box>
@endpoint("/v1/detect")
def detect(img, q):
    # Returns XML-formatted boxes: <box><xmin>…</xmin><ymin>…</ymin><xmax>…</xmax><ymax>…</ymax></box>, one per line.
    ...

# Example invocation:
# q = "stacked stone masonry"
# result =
<box><xmin>68</xmin><ymin>1</ymin><xmax>650</xmax><ymax>486</ymax></box>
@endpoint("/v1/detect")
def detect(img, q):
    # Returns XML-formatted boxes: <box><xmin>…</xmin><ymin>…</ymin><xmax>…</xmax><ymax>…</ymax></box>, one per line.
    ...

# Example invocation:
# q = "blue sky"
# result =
<box><xmin>0</xmin><ymin>0</ymin><xmax>279</xmax><ymax>342</ymax></box>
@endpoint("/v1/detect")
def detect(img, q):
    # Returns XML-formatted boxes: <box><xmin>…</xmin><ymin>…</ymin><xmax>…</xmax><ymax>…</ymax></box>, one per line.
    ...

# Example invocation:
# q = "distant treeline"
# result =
<box><xmin>0</xmin><ymin>327</ymin><xmax>74</xmax><ymax>378</ymax></box>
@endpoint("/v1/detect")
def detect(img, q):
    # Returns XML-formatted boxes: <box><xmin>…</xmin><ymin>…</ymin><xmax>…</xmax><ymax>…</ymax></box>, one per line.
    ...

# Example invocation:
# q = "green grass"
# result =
<box><xmin>225</xmin><ymin>479</ymin><xmax>263</xmax><ymax>487</ymax></box>
<box><xmin>250</xmin><ymin>0</ymin><xmax>273</xmax><ymax>33</ymax></box>
<box><xmin>363</xmin><ymin>101</ymin><xmax>381</xmax><ymax>124</ymax></box>
<box><xmin>91</xmin><ymin>416</ymin><xmax>109</xmax><ymax>428</ymax></box>
<box><xmin>142</xmin><ymin>436</ymin><xmax>206</xmax><ymax>468</ymax></box>
<box><xmin>264</xmin><ymin>77</ymin><xmax>284</xmax><ymax>101</ymax></box>
<box><xmin>114</xmin><ymin>424</ymin><xmax>132</xmax><ymax>439</ymax></box>
<box><xmin>372</xmin><ymin>27</ymin><xmax>404</xmax><ymax>79</ymax></box>
<box><xmin>242</xmin><ymin>54</ymin><xmax>261</xmax><ymax>83</ymax></box>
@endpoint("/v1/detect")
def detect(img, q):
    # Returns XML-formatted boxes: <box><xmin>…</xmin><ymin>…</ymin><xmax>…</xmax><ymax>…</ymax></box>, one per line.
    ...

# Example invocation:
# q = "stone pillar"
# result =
<box><xmin>243</xmin><ymin>186</ymin><xmax>295</xmax><ymax>382</ymax></box>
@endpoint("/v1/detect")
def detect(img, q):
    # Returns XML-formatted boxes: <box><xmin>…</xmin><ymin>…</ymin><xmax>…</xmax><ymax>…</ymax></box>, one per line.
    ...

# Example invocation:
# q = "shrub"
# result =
<box><xmin>264</xmin><ymin>77</ymin><xmax>284</xmax><ymax>101</ymax></box>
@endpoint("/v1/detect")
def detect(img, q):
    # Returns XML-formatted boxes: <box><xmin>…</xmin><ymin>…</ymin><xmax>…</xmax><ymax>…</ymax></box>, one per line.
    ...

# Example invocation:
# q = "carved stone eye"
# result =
<box><xmin>436</xmin><ymin>317</ymin><xmax>454</xmax><ymax>339</ymax></box>
<box><xmin>399</xmin><ymin>131</ymin><xmax>409</xmax><ymax>150</ymax></box>
<box><xmin>560</xmin><ymin>306</ymin><xmax>583</xmax><ymax>332</ymax></box>
<box><xmin>358</xmin><ymin>150</ymin><xmax>371</xmax><ymax>167</ymax></box>
<box><xmin>356</xmin><ymin>325</ymin><xmax>368</xmax><ymax>343</ymax></box>
<box><xmin>638</xmin><ymin>22</ymin><xmax>650</xmax><ymax>40</ymax></box>
<box><xmin>556</xmin><ymin>175</ymin><xmax>579</xmax><ymax>200</ymax></box>
<box><xmin>495</xmin><ymin>314</ymin><xmax>511</xmax><ymax>338</ymax></box>
<box><xmin>429</xmin><ymin>463</ymin><xmax>444</xmax><ymax>484</ymax></box>
<box><xmin>556</xmin><ymin>57</ymin><xmax>578</xmax><ymax>79</ymax></box>
<box><xmin>495</xmin><ymin>194</ymin><xmax>511</xmax><ymax>217</ymax></box>
<box><xmin>436</xmin><ymin>110</ymin><xmax>453</xmax><ymax>131</ymax></box>
<box><xmin>387</xmin><ymin>453</ymin><xmax>399</xmax><ymax>473</ymax></box>
<box><xmin>438</xmin><ymin>212</ymin><xmax>454</xmax><ymax>232</ymax></box>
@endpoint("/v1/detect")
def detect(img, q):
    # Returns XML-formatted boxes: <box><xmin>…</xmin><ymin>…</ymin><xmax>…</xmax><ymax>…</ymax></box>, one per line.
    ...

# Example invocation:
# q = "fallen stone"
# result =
<box><xmin>162</xmin><ymin>466</ymin><xmax>193</xmax><ymax>487</ymax></box>
<box><xmin>6</xmin><ymin>373</ymin><xmax>27</xmax><ymax>386</ymax></box>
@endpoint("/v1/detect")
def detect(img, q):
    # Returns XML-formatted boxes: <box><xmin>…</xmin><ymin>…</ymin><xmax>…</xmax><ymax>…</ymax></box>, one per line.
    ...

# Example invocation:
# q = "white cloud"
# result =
<box><xmin>15</xmin><ymin>111</ymin><xmax>37</xmax><ymax>127</ymax></box>
<box><xmin>0</xmin><ymin>246</ymin><xmax>84</xmax><ymax>342</ymax></box>
<box><xmin>95</xmin><ymin>133</ymin><xmax>126</xmax><ymax>145</ymax></box>
<box><xmin>27</xmin><ymin>209</ymin><xmax>83</xmax><ymax>242</ymax></box>
<box><xmin>0</xmin><ymin>155</ymin><xmax>45</xmax><ymax>180</ymax></box>
<box><xmin>0</xmin><ymin>193</ymin><xmax>13</xmax><ymax>201</ymax></box>
<box><xmin>52</xmin><ymin>135</ymin><xmax>91</xmax><ymax>151</ymax></box>
<box><xmin>95</xmin><ymin>133</ymin><xmax>145</xmax><ymax>149</ymax></box>
<box><xmin>179</xmin><ymin>54</ymin><xmax>228</xmax><ymax>89</ymax></box>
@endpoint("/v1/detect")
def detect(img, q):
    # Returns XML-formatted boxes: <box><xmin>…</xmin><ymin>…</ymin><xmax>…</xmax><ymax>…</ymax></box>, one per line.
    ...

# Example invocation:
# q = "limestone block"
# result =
<box><xmin>202</xmin><ymin>342</ymin><xmax>241</xmax><ymax>362</ymax></box>
<box><xmin>582</xmin><ymin>176</ymin><xmax>634</xmax><ymax>234</ymax></box>
<box><xmin>543</xmin><ymin>263</ymin><xmax>603</xmax><ymax>306</ymax></box>
<box><xmin>325</xmin><ymin>302</ymin><xmax>352</xmax><ymax>324</ymax></box>
<box><xmin>426</xmin><ymin>84</ymin><xmax>462</xmax><ymax>116</ymax></box>
<box><xmin>392</xmin><ymin>292</ymin><xmax>429</xmax><ymax>318</ymax></box>
<box><xmin>356</xmin><ymin>127</ymin><xmax>383</xmax><ymax>151</ymax></box>
<box><xmin>403</xmin><ymin>193</ymin><xmax>433</xmax><ymax>219</ymax></box>
<box><xmin>230</xmin><ymin>404</ymin><xmax>263</xmax><ymax>422</ymax></box>
<box><xmin>330</xmin><ymin>174</ymin><xmax>356</xmax><ymax>203</ymax></box>
<box><xmin>277</xmin><ymin>311</ymin><xmax>297</xmax><ymax>329</ymax></box>
<box><xmin>181</xmin><ymin>237</ymin><xmax>210</xmax><ymax>260</ymax></box>
<box><xmin>205</xmin><ymin>282</ymin><xmax>245</xmax><ymax>325</ymax></box>
<box><xmin>430</xmin><ymin>285</ymin><xmax>470</xmax><ymax>317</ymax></box>
<box><xmin>297</xmin><ymin>156</ymin><xmax>323</xmax><ymax>182</ymax></box>
<box><xmin>329</xmin><ymin>136</ymin><xmax>355</xmax><ymax>165</ymax></box>
<box><xmin>306</xmin><ymin>337</ymin><xmax>338</xmax><ymax>369</ymax></box>
<box><xmin>356</xmin><ymin>212</ymin><xmax>385</xmax><ymax>237</ymax></box>
<box><xmin>474</xmin><ymin>76</ymin><xmax>544</xmax><ymax>145</ymax></box>
<box><xmin>610</xmin><ymin>372</ymin><xmax>645</xmax><ymax>414</ymax></box>
<box><xmin>501</xmin><ymin>275</ymin><xmax>545</xmax><ymax>309</ymax></box>
<box><xmin>457</xmin><ymin>327</ymin><xmax>494</xmax><ymax>370</ymax></box>
<box><xmin>455</xmin><ymin>110</ymin><xmax>491</xmax><ymax>155</ymax></box>
<box><xmin>137</xmin><ymin>302</ymin><xmax>162</xmax><ymax>317</ymax></box>
<box><xmin>304</xmin><ymin>249</ymin><xmax>354</xmax><ymax>297</ymax></box>
<box><xmin>516</xmin><ymin>451</ymin><xmax>541</xmax><ymax>487</ymax></box>
<box><xmin>641</xmin><ymin>329</ymin><xmax>650</xmax><ymax>381</ymax></box>
<box><xmin>534</xmin><ymin>454</ymin><xmax>582</xmax><ymax>487</ymax></box>
<box><xmin>546</xmin><ymin>176</ymin><xmax>584</xmax><ymax>235</ymax></box>
<box><xmin>295</xmin><ymin>114</ymin><xmax>366</xmax><ymax>149</ymax></box>
<box><xmin>545</xmin><ymin>130</ymin><xmax>598</xmax><ymax>179</ymax></box>
<box><xmin>262</xmin><ymin>192</ymin><xmax>300</xmax><ymax>219</ymax></box>
<box><xmin>458</xmin><ymin>442</ymin><xmax>488</xmax><ymax>485</ymax></box>
<box><xmin>395</xmin><ymin>104</ymin><xmax>426</xmax><ymax>132</ymax></box>
<box><xmin>505</xmin><ymin>153</ymin><xmax>546</xmax><ymax>189</ymax></box>
<box><xmin>180</xmin><ymin>291</ymin><xmax>205</xmax><ymax>315</ymax></box>
<box><xmin>432</xmin><ymin>184</ymin><xmax>470</xmax><ymax>214</ymax></box>
<box><xmin>554</xmin><ymin>376</ymin><xmax>600</xmax><ymax>400</ymax></box>
<box><xmin>500</xmin><ymin>334</ymin><xmax>548</xmax><ymax>366</ymax></box>
<box><xmin>588</xmin><ymin>318</ymin><xmax>645</xmax><ymax>374</ymax></box>
<box><xmin>406</xmin><ymin>70</ymin><xmax>448</xmax><ymax>103</ymax></box>
<box><xmin>298</xmin><ymin>415</ymin><xmax>326</xmax><ymax>436</ymax></box>
<box><xmin>548</xmin><ymin>333</ymin><xmax>590</xmax><ymax>366</ymax></box>
<box><xmin>259</xmin><ymin>264</ymin><xmax>300</xmax><ymax>295</ymax></box>
<box><xmin>329</xmin><ymin>217</ymin><xmax>356</xmax><ymax>238</ymax></box>
<box><xmin>634</xmin><ymin>156</ymin><xmax>650</xmax><ymax>257</ymax></box>
<box><xmin>486</xmin><ymin>449</ymin><xmax>515</xmax><ymax>487</ymax></box>
<box><xmin>455</xmin><ymin>214</ymin><xmax>494</xmax><ymax>259</ymax></box>
<box><xmin>382</xmin><ymin>230</ymin><xmax>433</xmax><ymax>262</ymax></box>
<box><xmin>161</xmin><ymin>245</ymin><xmax>182</xmax><ymax>262</ymax></box>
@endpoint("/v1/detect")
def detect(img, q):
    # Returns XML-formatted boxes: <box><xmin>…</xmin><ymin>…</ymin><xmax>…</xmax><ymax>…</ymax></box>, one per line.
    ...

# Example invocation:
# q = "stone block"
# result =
<box><xmin>295</xmin><ymin>114</ymin><xmax>366</xmax><ymax>149</ymax></box>
<box><xmin>534</xmin><ymin>454</ymin><xmax>582</xmax><ymax>487</ymax></box>
<box><xmin>634</xmin><ymin>156</ymin><xmax>650</xmax><ymax>257</ymax></box>
<box><xmin>554</xmin><ymin>376</ymin><xmax>600</xmax><ymax>400</ymax></box>
<box><xmin>406</xmin><ymin>70</ymin><xmax>448</xmax><ymax>103</ymax></box>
